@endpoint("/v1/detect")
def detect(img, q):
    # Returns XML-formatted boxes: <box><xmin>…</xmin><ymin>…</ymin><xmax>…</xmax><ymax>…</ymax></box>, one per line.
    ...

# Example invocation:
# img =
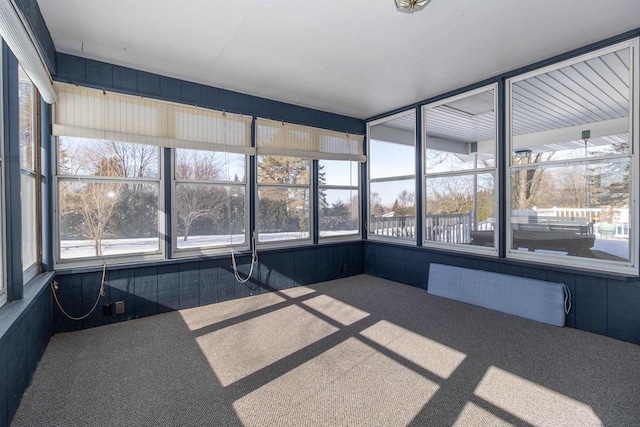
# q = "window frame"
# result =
<box><xmin>506</xmin><ymin>39</ymin><xmax>639</xmax><ymax>275</ymax></box>
<box><xmin>421</xmin><ymin>83</ymin><xmax>499</xmax><ymax>256</ymax></box>
<box><xmin>318</xmin><ymin>159</ymin><xmax>361</xmax><ymax>242</ymax></box>
<box><xmin>0</xmin><ymin>48</ymin><xmax>5</xmax><ymax>306</ymax></box>
<box><xmin>53</xmin><ymin>135</ymin><xmax>166</xmax><ymax>268</ymax></box>
<box><xmin>367</xmin><ymin>109</ymin><xmax>417</xmax><ymax>245</ymax></box>
<box><xmin>171</xmin><ymin>148</ymin><xmax>250</xmax><ymax>257</ymax></box>
<box><xmin>18</xmin><ymin>66</ymin><xmax>41</xmax><ymax>283</ymax></box>
<box><xmin>255</xmin><ymin>155</ymin><xmax>313</xmax><ymax>247</ymax></box>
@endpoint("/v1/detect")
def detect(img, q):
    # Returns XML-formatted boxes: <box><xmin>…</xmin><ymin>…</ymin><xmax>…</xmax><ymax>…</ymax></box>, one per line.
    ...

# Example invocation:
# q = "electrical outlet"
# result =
<box><xmin>115</xmin><ymin>300</ymin><xmax>125</xmax><ymax>315</ymax></box>
<box><xmin>103</xmin><ymin>303</ymin><xmax>112</xmax><ymax>317</ymax></box>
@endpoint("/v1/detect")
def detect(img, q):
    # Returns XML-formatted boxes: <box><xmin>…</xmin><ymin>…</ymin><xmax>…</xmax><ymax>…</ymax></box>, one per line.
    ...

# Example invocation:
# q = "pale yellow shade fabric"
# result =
<box><xmin>256</xmin><ymin>118</ymin><xmax>365</xmax><ymax>162</ymax></box>
<box><xmin>53</xmin><ymin>83</ymin><xmax>253</xmax><ymax>154</ymax></box>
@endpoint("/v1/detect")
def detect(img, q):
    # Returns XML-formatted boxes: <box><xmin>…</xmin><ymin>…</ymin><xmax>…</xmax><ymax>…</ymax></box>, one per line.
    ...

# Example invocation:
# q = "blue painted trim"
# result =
<box><xmin>361</xmin><ymin>129</ymin><xmax>368</xmax><ymax>240</ymax></box>
<box><xmin>497</xmin><ymin>79</ymin><xmax>507</xmax><ymax>258</ymax></box>
<box><xmin>249</xmin><ymin>118</ymin><xmax>256</xmax><ymax>246</ymax></box>
<box><xmin>40</xmin><ymin>99</ymin><xmax>53</xmax><ymax>271</ymax></box>
<box><xmin>366</xmin><ymin>28</ymin><xmax>640</xmax><ymax>123</ymax></box>
<box><xmin>163</xmin><ymin>147</ymin><xmax>172</xmax><ymax>258</ymax></box>
<box><xmin>414</xmin><ymin>106</ymin><xmax>423</xmax><ymax>246</ymax></box>
<box><xmin>54</xmin><ymin>53</ymin><xmax>365</xmax><ymax>136</ymax></box>
<box><xmin>13</xmin><ymin>0</ymin><xmax>56</xmax><ymax>75</ymax></box>
<box><xmin>3</xmin><ymin>43</ymin><xmax>24</xmax><ymax>300</ymax></box>
<box><xmin>312</xmin><ymin>159</ymin><xmax>319</xmax><ymax>245</ymax></box>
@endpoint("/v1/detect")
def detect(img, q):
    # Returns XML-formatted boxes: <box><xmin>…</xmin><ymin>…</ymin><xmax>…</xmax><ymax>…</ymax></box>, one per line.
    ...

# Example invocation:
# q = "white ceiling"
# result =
<box><xmin>37</xmin><ymin>0</ymin><xmax>640</xmax><ymax>120</ymax></box>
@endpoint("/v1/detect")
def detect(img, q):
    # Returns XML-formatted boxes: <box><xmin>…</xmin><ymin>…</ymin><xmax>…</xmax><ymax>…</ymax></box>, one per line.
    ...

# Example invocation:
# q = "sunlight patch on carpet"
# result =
<box><xmin>474</xmin><ymin>366</ymin><xmax>601</xmax><ymax>426</ymax></box>
<box><xmin>302</xmin><ymin>294</ymin><xmax>370</xmax><ymax>326</ymax></box>
<box><xmin>180</xmin><ymin>292</ymin><xmax>286</xmax><ymax>331</ymax></box>
<box><xmin>196</xmin><ymin>304</ymin><xmax>338</xmax><ymax>386</ymax></box>
<box><xmin>233</xmin><ymin>337</ymin><xmax>439</xmax><ymax>426</ymax></box>
<box><xmin>360</xmin><ymin>320</ymin><xmax>466</xmax><ymax>379</ymax></box>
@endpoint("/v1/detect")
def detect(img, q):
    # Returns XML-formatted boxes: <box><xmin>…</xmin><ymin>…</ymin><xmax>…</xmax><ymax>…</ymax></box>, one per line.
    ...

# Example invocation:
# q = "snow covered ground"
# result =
<box><xmin>60</xmin><ymin>232</ymin><xmax>628</xmax><ymax>261</ymax></box>
<box><xmin>60</xmin><ymin>230</ymin><xmax>359</xmax><ymax>259</ymax></box>
<box><xmin>591</xmin><ymin>237</ymin><xmax>629</xmax><ymax>259</ymax></box>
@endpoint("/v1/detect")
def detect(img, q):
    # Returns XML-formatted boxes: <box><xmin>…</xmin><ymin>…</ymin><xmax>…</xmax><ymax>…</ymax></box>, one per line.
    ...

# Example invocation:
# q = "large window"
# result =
<box><xmin>367</xmin><ymin>110</ymin><xmax>416</xmax><ymax>242</ymax></box>
<box><xmin>507</xmin><ymin>40</ymin><xmax>638</xmax><ymax>274</ymax></box>
<box><xmin>256</xmin><ymin>118</ymin><xmax>364</xmax><ymax>245</ymax></box>
<box><xmin>319</xmin><ymin>160</ymin><xmax>359</xmax><ymax>239</ymax></box>
<box><xmin>19</xmin><ymin>66</ymin><xmax>39</xmax><ymax>282</ymax></box>
<box><xmin>423</xmin><ymin>85</ymin><xmax>497</xmax><ymax>253</ymax></box>
<box><xmin>257</xmin><ymin>155</ymin><xmax>311</xmax><ymax>243</ymax></box>
<box><xmin>173</xmin><ymin>149</ymin><xmax>248</xmax><ymax>253</ymax></box>
<box><xmin>53</xmin><ymin>83</ymin><xmax>253</xmax><ymax>266</ymax></box>
<box><xmin>56</xmin><ymin>137</ymin><xmax>161</xmax><ymax>262</ymax></box>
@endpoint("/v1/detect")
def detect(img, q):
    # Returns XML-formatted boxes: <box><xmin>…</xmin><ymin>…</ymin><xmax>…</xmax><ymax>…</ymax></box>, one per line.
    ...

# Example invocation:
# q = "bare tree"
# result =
<box><xmin>108</xmin><ymin>141</ymin><xmax>158</xmax><ymax>195</ymax></box>
<box><xmin>511</xmin><ymin>152</ymin><xmax>555</xmax><ymax>209</ymax></box>
<box><xmin>175</xmin><ymin>151</ymin><xmax>223</xmax><ymax>241</ymax></box>
<box><xmin>60</xmin><ymin>156</ymin><xmax>123</xmax><ymax>255</ymax></box>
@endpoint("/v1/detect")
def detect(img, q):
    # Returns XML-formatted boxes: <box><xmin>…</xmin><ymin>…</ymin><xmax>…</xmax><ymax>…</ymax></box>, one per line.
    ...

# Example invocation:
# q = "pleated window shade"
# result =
<box><xmin>256</xmin><ymin>118</ymin><xmax>365</xmax><ymax>162</ymax></box>
<box><xmin>53</xmin><ymin>83</ymin><xmax>253</xmax><ymax>154</ymax></box>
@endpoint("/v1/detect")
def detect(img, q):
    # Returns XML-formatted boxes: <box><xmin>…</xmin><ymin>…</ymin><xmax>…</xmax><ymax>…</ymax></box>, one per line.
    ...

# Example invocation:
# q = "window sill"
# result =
<box><xmin>0</xmin><ymin>272</ymin><xmax>55</xmax><ymax>339</ymax></box>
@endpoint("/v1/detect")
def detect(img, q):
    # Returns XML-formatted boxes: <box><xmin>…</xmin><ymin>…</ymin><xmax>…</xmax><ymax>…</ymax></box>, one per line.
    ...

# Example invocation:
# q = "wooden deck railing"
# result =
<box><xmin>424</xmin><ymin>212</ymin><xmax>473</xmax><ymax>244</ymax></box>
<box><xmin>369</xmin><ymin>215</ymin><xmax>415</xmax><ymax>239</ymax></box>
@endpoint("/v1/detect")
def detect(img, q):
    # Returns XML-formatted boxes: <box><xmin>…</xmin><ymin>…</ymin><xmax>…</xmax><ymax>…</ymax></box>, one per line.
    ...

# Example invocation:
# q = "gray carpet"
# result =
<box><xmin>12</xmin><ymin>275</ymin><xmax>640</xmax><ymax>426</ymax></box>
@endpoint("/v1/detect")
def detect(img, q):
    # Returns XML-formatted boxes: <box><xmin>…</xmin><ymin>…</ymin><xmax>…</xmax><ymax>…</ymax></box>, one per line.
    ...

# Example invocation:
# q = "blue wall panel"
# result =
<box><xmin>607</xmin><ymin>279</ymin><xmax>640</xmax><ymax>343</ymax></box>
<box><xmin>314</xmin><ymin>247</ymin><xmax>334</xmax><ymax>284</ymax></box>
<box><xmin>157</xmin><ymin>264</ymin><xmax>180</xmax><ymax>314</ymax></box>
<box><xmin>216</xmin><ymin>258</ymin><xmax>238</xmax><ymax>303</ymax></box>
<box><xmin>199</xmin><ymin>262</ymin><xmax>217</xmax><ymax>306</ymax></box>
<box><xmin>53</xmin><ymin>273</ymin><xmax>82</xmax><ymax>333</ymax></box>
<box><xmin>575</xmin><ymin>276</ymin><xmax>608</xmax><ymax>336</ymax></box>
<box><xmin>179</xmin><ymin>263</ymin><xmax>200</xmax><ymax>309</ymax></box>
<box><xmin>56</xmin><ymin>53</ymin><xmax>86</xmax><ymax>83</ymax></box>
<box><xmin>81</xmin><ymin>271</ymin><xmax>109</xmax><ymax>330</ymax></box>
<box><xmin>294</xmin><ymin>248</ymin><xmax>316</xmax><ymax>286</ymax></box>
<box><xmin>260</xmin><ymin>252</ymin><xmax>296</xmax><ymax>290</ymax></box>
<box><xmin>137</xmin><ymin>71</ymin><xmax>161</xmax><ymax>97</ymax></box>
<box><xmin>112</xmin><ymin>65</ymin><xmax>138</xmax><ymax>93</ymax></box>
<box><xmin>108</xmin><ymin>269</ymin><xmax>135</xmax><ymax>324</ymax></box>
<box><xmin>52</xmin><ymin>243</ymin><xmax>364</xmax><ymax>334</ymax></box>
<box><xmin>236</xmin><ymin>254</ymin><xmax>264</xmax><ymax>298</ymax></box>
<box><xmin>0</xmin><ymin>333</ymin><xmax>8</xmax><ymax>426</ymax></box>
<box><xmin>86</xmin><ymin>60</ymin><xmax>113</xmax><ymax>88</ymax></box>
<box><xmin>200</xmin><ymin>85</ymin><xmax>221</xmax><ymax>109</ymax></box>
<box><xmin>13</xmin><ymin>0</ymin><xmax>56</xmax><ymax>75</ymax></box>
<box><xmin>0</xmin><ymin>281</ymin><xmax>52</xmax><ymax>427</ymax></box>
<box><xmin>365</xmin><ymin>241</ymin><xmax>640</xmax><ymax>344</ymax></box>
<box><xmin>6</xmin><ymin>315</ymin><xmax>25</xmax><ymax>423</ymax></box>
<box><xmin>181</xmin><ymin>81</ymin><xmax>201</xmax><ymax>105</ymax></box>
<box><xmin>133</xmin><ymin>266</ymin><xmax>159</xmax><ymax>318</ymax></box>
<box><xmin>159</xmin><ymin>76</ymin><xmax>181</xmax><ymax>102</ymax></box>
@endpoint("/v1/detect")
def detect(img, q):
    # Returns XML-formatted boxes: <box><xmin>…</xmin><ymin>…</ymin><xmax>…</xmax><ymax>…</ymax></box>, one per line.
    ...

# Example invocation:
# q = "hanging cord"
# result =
<box><xmin>231</xmin><ymin>231</ymin><xmax>259</xmax><ymax>283</ymax></box>
<box><xmin>52</xmin><ymin>263</ymin><xmax>107</xmax><ymax>321</ymax></box>
<box><xmin>222</xmin><ymin>117</ymin><xmax>259</xmax><ymax>284</ymax></box>
<box><xmin>563</xmin><ymin>283</ymin><xmax>572</xmax><ymax>315</ymax></box>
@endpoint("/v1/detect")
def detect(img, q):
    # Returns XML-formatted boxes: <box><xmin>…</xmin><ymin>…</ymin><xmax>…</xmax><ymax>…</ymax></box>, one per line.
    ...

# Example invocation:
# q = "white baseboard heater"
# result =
<box><xmin>427</xmin><ymin>263</ymin><xmax>570</xmax><ymax>327</ymax></box>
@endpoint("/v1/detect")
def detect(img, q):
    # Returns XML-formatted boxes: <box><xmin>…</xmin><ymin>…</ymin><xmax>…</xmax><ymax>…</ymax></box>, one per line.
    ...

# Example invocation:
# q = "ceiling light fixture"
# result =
<box><xmin>395</xmin><ymin>0</ymin><xmax>432</xmax><ymax>12</ymax></box>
